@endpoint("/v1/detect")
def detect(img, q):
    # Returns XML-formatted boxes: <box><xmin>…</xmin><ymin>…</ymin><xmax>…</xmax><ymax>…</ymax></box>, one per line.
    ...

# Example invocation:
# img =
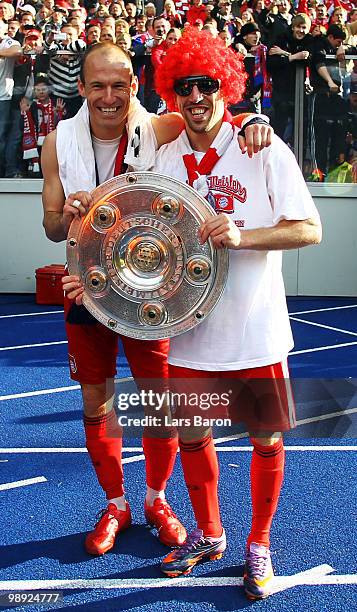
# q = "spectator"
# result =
<box><xmin>133</xmin><ymin>13</ymin><xmax>147</xmax><ymax>35</ymax></box>
<box><xmin>161</xmin><ymin>1</ymin><xmax>182</xmax><ymax>28</ymax></box>
<box><xmin>7</xmin><ymin>20</ymin><xmax>20</xmax><ymax>39</ymax></box>
<box><xmin>145</xmin><ymin>3</ymin><xmax>156</xmax><ymax>19</ymax></box>
<box><xmin>44</xmin><ymin>6</ymin><xmax>67</xmax><ymax>40</ymax></box>
<box><xmin>267</xmin><ymin>12</ymin><xmax>313</xmax><ymax>143</ymax></box>
<box><xmin>16</xmin><ymin>11</ymin><xmax>36</xmax><ymax>44</ymax></box>
<box><xmin>36</xmin><ymin>6</ymin><xmax>52</xmax><ymax>30</ymax></box>
<box><xmin>95</xmin><ymin>4</ymin><xmax>110</xmax><ymax>22</ymax></box>
<box><xmin>311</xmin><ymin>22</ymin><xmax>327</xmax><ymax>38</ymax></box>
<box><xmin>345</xmin><ymin>79</ymin><xmax>357</xmax><ymax>181</ymax></box>
<box><xmin>125</xmin><ymin>2</ymin><xmax>138</xmax><ymax>21</ymax></box>
<box><xmin>252</xmin><ymin>0</ymin><xmax>269</xmax><ymax>44</ymax></box>
<box><xmin>309</xmin><ymin>24</ymin><xmax>348</xmax><ymax>179</ymax></box>
<box><xmin>232</xmin><ymin>22</ymin><xmax>269</xmax><ymax>114</ymax></box>
<box><xmin>116</xmin><ymin>31</ymin><xmax>132</xmax><ymax>52</ymax></box>
<box><xmin>0</xmin><ymin>18</ymin><xmax>22</xmax><ymax>178</ymax></box>
<box><xmin>202</xmin><ymin>19</ymin><xmax>219</xmax><ymax>37</ymax></box>
<box><xmin>9</xmin><ymin>27</ymin><xmax>48</xmax><ymax>178</ymax></box>
<box><xmin>0</xmin><ymin>1</ymin><xmax>15</xmax><ymax>24</ymax></box>
<box><xmin>218</xmin><ymin>24</ymin><xmax>233</xmax><ymax>46</ymax></box>
<box><xmin>240</xmin><ymin>8</ymin><xmax>255</xmax><ymax>25</ymax></box>
<box><xmin>109</xmin><ymin>2</ymin><xmax>123</xmax><ymax>18</ymax></box>
<box><xmin>143</xmin><ymin>15</ymin><xmax>170</xmax><ymax>112</ymax></box>
<box><xmin>186</xmin><ymin>0</ymin><xmax>207</xmax><ymax>26</ymax></box>
<box><xmin>115</xmin><ymin>17</ymin><xmax>130</xmax><ymax>37</ymax></box>
<box><xmin>20</xmin><ymin>75</ymin><xmax>65</xmax><ymax>177</ymax></box>
<box><xmin>315</xmin><ymin>2</ymin><xmax>329</xmax><ymax>28</ymax></box>
<box><xmin>166</xmin><ymin>26</ymin><xmax>181</xmax><ymax>47</ymax></box>
<box><xmin>45</xmin><ymin>24</ymin><xmax>86</xmax><ymax>118</ymax></box>
<box><xmin>100</xmin><ymin>24</ymin><xmax>115</xmax><ymax>41</ymax></box>
<box><xmin>214</xmin><ymin>0</ymin><xmax>238</xmax><ymax>36</ymax></box>
<box><xmin>265</xmin><ymin>0</ymin><xmax>293</xmax><ymax>47</ymax></box>
<box><xmin>86</xmin><ymin>22</ymin><xmax>100</xmax><ymax>45</ymax></box>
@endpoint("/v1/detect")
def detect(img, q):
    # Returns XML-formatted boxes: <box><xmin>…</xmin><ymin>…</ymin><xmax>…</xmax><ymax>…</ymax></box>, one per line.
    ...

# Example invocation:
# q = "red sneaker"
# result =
<box><xmin>144</xmin><ymin>499</ymin><xmax>187</xmax><ymax>547</ymax></box>
<box><xmin>85</xmin><ymin>502</ymin><xmax>132</xmax><ymax>555</ymax></box>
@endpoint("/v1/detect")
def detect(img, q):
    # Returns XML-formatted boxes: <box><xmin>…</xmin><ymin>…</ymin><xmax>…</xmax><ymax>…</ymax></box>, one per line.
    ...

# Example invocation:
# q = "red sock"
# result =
<box><xmin>84</xmin><ymin>410</ymin><xmax>124</xmax><ymax>499</ymax></box>
<box><xmin>142</xmin><ymin>436</ymin><xmax>178</xmax><ymax>492</ymax></box>
<box><xmin>247</xmin><ymin>438</ymin><xmax>285</xmax><ymax>548</ymax></box>
<box><xmin>180</xmin><ymin>435</ymin><xmax>222</xmax><ymax>538</ymax></box>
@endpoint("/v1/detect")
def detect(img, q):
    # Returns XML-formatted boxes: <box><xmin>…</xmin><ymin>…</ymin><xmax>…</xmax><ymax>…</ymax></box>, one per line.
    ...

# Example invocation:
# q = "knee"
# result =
<box><xmin>249</xmin><ymin>432</ymin><xmax>282</xmax><ymax>447</ymax></box>
<box><xmin>179</xmin><ymin>427</ymin><xmax>212</xmax><ymax>445</ymax></box>
<box><xmin>82</xmin><ymin>381</ymin><xmax>115</xmax><ymax>418</ymax></box>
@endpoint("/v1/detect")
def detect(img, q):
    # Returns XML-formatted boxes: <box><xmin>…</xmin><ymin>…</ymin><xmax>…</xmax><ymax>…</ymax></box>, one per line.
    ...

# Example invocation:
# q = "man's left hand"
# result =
<box><xmin>238</xmin><ymin>122</ymin><xmax>273</xmax><ymax>158</ymax></box>
<box><xmin>199</xmin><ymin>214</ymin><xmax>241</xmax><ymax>249</ymax></box>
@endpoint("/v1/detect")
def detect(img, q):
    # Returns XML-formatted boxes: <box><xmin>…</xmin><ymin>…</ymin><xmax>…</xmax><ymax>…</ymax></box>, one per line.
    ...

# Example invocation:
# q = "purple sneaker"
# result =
<box><xmin>161</xmin><ymin>528</ymin><xmax>226</xmax><ymax>577</ymax></box>
<box><xmin>244</xmin><ymin>542</ymin><xmax>274</xmax><ymax>600</ymax></box>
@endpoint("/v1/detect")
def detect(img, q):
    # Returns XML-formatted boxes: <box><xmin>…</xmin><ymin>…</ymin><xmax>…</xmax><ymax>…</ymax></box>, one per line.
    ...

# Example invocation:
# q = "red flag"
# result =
<box><xmin>297</xmin><ymin>0</ymin><xmax>309</xmax><ymax>14</ymax></box>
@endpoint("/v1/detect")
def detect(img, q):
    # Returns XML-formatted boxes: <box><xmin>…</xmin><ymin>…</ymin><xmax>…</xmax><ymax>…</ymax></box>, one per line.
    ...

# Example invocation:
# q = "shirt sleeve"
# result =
<box><xmin>263</xmin><ymin>135</ymin><xmax>320</xmax><ymax>225</ymax></box>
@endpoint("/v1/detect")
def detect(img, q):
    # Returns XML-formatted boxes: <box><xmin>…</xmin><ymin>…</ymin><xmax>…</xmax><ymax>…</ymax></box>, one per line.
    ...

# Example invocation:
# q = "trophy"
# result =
<box><xmin>67</xmin><ymin>172</ymin><xmax>228</xmax><ymax>340</ymax></box>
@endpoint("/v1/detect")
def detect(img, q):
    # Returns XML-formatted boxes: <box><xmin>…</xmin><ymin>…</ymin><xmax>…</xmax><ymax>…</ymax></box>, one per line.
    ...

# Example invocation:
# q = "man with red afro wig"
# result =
<box><xmin>154</xmin><ymin>28</ymin><xmax>322</xmax><ymax>601</ymax></box>
<box><xmin>155</xmin><ymin>28</ymin><xmax>246</xmax><ymax>113</ymax></box>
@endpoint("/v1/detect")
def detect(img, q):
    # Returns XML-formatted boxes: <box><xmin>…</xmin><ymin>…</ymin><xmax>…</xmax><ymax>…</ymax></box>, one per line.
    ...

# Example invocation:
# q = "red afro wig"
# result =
<box><xmin>155</xmin><ymin>28</ymin><xmax>246</xmax><ymax>111</ymax></box>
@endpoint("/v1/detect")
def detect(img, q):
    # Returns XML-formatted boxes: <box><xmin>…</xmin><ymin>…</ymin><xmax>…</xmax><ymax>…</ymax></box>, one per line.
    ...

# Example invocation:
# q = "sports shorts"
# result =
<box><xmin>64</xmin><ymin>294</ymin><xmax>169</xmax><ymax>385</ymax></box>
<box><xmin>168</xmin><ymin>361</ymin><xmax>296</xmax><ymax>434</ymax></box>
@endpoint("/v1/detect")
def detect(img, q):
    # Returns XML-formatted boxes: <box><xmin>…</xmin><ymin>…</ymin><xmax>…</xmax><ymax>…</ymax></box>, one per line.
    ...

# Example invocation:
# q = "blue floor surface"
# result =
<box><xmin>0</xmin><ymin>295</ymin><xmax>356</xmax><ymax>611</ymax></box>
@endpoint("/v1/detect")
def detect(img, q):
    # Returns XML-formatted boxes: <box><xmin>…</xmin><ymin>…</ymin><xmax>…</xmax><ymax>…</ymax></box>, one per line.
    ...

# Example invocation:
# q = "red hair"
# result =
<box><xmin>155</xmin><ymin>28</ymin><xmax>246</xmax><ymax>111</ymax></box>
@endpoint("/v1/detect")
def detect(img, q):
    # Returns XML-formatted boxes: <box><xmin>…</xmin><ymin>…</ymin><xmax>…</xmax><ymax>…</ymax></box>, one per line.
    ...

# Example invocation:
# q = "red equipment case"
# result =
<box><xmin>35</xmin><ymin>264</ymin><xmax>66</xmax><ymax>305</ymax></box>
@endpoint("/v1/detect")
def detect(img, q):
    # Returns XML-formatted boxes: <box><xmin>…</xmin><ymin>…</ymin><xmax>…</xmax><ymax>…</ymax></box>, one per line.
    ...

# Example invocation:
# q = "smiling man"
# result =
<box><xmin>41</xmin><ymin>42</ymin><xmax>274</xmax><ymax>560</ymax></box>
<box><xmin>153</xmin><ymin>29</ymin><xmax>322</xmax><ymax>600</ymax></box>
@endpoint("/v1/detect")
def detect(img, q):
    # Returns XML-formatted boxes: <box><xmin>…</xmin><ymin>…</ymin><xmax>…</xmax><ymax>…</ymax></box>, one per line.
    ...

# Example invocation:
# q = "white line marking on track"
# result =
<box><xmin>217</xmin><ymin>446</ymin><xmax>357</xmax><ymax>451</ymax></box>
<box><xmin>290</xmin><ymin>316</ymin><xmax>357</xmax><ymax>337</ymax></box>
<box><xmin>0</xmin><ymin>340</ymin><xmax>67</xmax><ymax>352</ymax></box>
<box><xmin>122</xmin><ymin>454</ymin><xmax>145</xmax><ymax>464</ymax></box>
<box><xmin>1</xmin><ymin>303</ymin><xmax>356</xmax><ymax>320</ymax></box>
<box><xmin>0</xmin><ymin>376</ymin><xmax>134</xmax><ymax>402</ymax></box>
<box><xmin>0</xmin><ymin>444</ymin><xmax>355</xmax><ymax>454</ymax></box>
<box><xmin>0</xmin><ymin>310</ymin><xmax>63</xmax><ymax>319</ymax></box>
<box><xmin>0</xmin><ymin>385</ymin><xmax>80</xmax><ymax>401</ymax></box>
<box><xmin>289</xmin><ymin>304</ymin><xmax>357</xmax><ymax>316</ymax></box>
<box><xmin>0</xmin><ymin>476</ymin><xmax>47</xmax><ymax>491</ymax></box>
<box><xmin>0</xmin><ymin>565</ymin><xmax>355</xmax><ymax>591</ymax></box>
<box><xmin>290</xmin><ymin>341</ymin><xmax>357</xmax><ymax>355</ymax></box>
<box><xmin>213</xmin><ymin>407</ymin><xmax>357</xmax><ymax>444</ymax></box>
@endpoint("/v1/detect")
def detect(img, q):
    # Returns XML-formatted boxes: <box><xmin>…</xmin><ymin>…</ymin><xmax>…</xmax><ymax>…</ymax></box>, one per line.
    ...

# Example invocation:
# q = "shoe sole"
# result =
<box><xmin>245</xmin><ymin>591</ymin><xmax>271</xmax><ymax>601</ymax></box>
<box><xmin>244</xmin><ymin>587</ymin><xmax>272</xmax><ymax>601</ymax></box>
<box><xmin>162</xmin><ymin>552</ymin><xmax>224</xmax><ymax>578</ymax></box>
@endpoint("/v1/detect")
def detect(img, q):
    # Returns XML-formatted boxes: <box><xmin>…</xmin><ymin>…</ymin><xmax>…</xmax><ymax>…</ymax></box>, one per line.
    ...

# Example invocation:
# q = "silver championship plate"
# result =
<box><xmin>66</xmin><ymin>172</ymin><xmax>229</xmax><ymax>340</ymax></box>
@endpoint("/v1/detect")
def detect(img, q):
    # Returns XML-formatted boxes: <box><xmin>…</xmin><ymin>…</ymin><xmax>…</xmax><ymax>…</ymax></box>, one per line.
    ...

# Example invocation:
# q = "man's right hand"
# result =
<box><xmin>62</xmin><ymin>190</ymin><xmax>93</xmax><ymax>237</ymax></box>
<box><xmin>62</xmin><ymin>274</ymin><xmax>84</xmax><ymax>305</ymax></box>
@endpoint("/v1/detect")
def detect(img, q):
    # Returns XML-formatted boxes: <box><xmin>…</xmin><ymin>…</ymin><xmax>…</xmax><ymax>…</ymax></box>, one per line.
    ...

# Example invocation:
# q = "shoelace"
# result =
<box><xmin>95</xmin><ymin>505</ymin><xmax>120</xmax><ymax>523</ymax></box>
<box><xmin>247</xmin><ymin>550</ymin><xmax>270</xmax><ymax>578</ymax></box>
<box><xmin>154</xmin><ymin>501</ymin><xmax>178</xmax><ymax>520</ymax></box>
<box><xmin>173</xmin><ymin>529</ymin><xmax>204</xmax><ymax>559</ymax></box>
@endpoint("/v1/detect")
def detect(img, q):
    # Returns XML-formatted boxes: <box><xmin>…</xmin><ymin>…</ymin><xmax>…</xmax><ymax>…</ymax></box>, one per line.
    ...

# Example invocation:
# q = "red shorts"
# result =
<box><xmin>64</xmin><ymin>294</ymin><xmax>169</xmax><ymax>384</ymax></box>
<box><xmin>168</xmin><ymin>361</ymin><xmax>296</xmax><ymax>433</ymax></box>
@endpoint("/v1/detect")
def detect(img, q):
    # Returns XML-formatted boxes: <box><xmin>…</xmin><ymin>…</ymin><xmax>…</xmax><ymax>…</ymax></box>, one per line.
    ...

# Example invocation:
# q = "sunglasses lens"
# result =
<box><xmin>174</xmin><ymin>77</ymin><xmax>219</xmax><ymax>96</ymax></box>
<box><xmin>200</xmin><ymin>79</ymin><xmax>219</xmax><ymax>94</ymax></box>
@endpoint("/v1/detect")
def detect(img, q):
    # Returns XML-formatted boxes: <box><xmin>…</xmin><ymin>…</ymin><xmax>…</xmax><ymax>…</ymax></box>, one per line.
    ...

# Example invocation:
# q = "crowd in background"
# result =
<box><xmin>0</xmin><ymin>0</ymin><xmax>356</xmax><ymax>181</ymax></box>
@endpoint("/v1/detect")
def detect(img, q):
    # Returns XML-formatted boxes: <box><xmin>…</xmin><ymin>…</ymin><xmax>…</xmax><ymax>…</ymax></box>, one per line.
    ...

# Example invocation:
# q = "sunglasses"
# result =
<box><xmin>173</xmin><ymin>76</ymin><xmax>220</xmax><ymax>97</ymax></box>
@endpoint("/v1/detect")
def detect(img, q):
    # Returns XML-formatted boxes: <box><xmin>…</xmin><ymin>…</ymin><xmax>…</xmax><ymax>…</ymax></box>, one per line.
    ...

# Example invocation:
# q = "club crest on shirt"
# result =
<box><xmin>212</xmin><ymin>193</ymin><xmax>235</xmax><ymax>213</ymax></box>
<box><xmin>207</xmin><ymin>175</ymin><xmax>247</xmax><ymax>206</ymax></box>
